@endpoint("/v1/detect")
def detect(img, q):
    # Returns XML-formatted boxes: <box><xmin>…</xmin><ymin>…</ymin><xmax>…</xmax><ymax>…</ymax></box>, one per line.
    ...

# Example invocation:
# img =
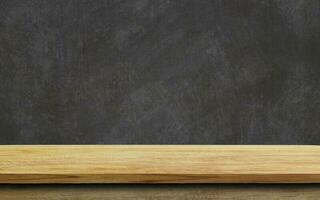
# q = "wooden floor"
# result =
<box><xmin>0</xmin><ymin>185</ymin><xmax>319</xmax><ymax>200</ymax></box>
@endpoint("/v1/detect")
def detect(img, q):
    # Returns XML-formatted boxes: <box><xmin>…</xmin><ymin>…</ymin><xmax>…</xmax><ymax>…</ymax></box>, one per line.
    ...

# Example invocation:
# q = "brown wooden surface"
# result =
<box><xmin>0</xmin><ymin>145</ymin><xmax>320</xmax><ymax>183</ymax></box>
<box><xmin>0</xmin><ymin>185</ymin><xmax>319</xmax><ymax>200</ymax></box>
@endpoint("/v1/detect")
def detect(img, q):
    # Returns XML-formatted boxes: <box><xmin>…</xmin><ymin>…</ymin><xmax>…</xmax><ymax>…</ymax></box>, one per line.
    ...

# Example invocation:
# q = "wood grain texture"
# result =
<box><xmin>0</xmin><ymin>145</ymin><xmax>320</xmax><ymax>183</ymax></box>
<box><xmin>1</xmin><ymin>185</ymin><xmax>320</xmax><ymax>200</ymax></box>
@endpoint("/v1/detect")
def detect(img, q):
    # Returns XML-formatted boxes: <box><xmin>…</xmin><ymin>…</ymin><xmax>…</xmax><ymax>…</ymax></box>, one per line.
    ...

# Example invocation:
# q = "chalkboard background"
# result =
<box><xmin>0</xmin><ymin>0</ymin><xmax>319</xmax><ymax>144</ymax></box>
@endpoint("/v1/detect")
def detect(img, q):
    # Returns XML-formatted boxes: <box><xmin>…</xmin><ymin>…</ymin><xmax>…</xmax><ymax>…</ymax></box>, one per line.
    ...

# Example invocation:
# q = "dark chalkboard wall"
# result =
<box><xmin>0</xmin><ymin>0</ymin><xmax>319</xmax><ymax>144</ymax></box>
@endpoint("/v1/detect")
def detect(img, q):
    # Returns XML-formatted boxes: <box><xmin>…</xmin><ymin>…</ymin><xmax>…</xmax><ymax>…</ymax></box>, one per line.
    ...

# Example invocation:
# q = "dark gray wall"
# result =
<box><xmin>0</xmin><ymin>0</ymin><xmax>319</xmax><ymax>144</ymax></box>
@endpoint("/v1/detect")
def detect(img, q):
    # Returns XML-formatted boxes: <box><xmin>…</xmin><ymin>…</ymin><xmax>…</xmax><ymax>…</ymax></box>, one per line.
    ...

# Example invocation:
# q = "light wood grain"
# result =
<box><xmin>0</xmin><ymin>145</ymin><xmax>319</xmax><ymax>183</ymax></box>
<box><xmin>1</xmin><ymin>185</ymin><xmax>320</xmax><ymax>200</ymax></box>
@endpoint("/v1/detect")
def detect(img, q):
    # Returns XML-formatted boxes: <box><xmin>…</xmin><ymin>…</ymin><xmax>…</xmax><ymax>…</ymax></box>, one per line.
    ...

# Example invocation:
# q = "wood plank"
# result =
<box><xmin>0</xmin><ymin>145</ymin><xmax>319</xmax><ymax>183</ymax></box>
<box><xmin>0</xmin><ymin>185</ymin><xmax>320</xmax><ymax>200</ymax></box>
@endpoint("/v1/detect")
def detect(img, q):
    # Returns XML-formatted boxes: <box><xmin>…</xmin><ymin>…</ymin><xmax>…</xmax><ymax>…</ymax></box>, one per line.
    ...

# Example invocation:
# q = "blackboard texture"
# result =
<box><xmin>0</xmin><ymin>0</ymin><xmax>319</xmax><ymax>144</ymax></box>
